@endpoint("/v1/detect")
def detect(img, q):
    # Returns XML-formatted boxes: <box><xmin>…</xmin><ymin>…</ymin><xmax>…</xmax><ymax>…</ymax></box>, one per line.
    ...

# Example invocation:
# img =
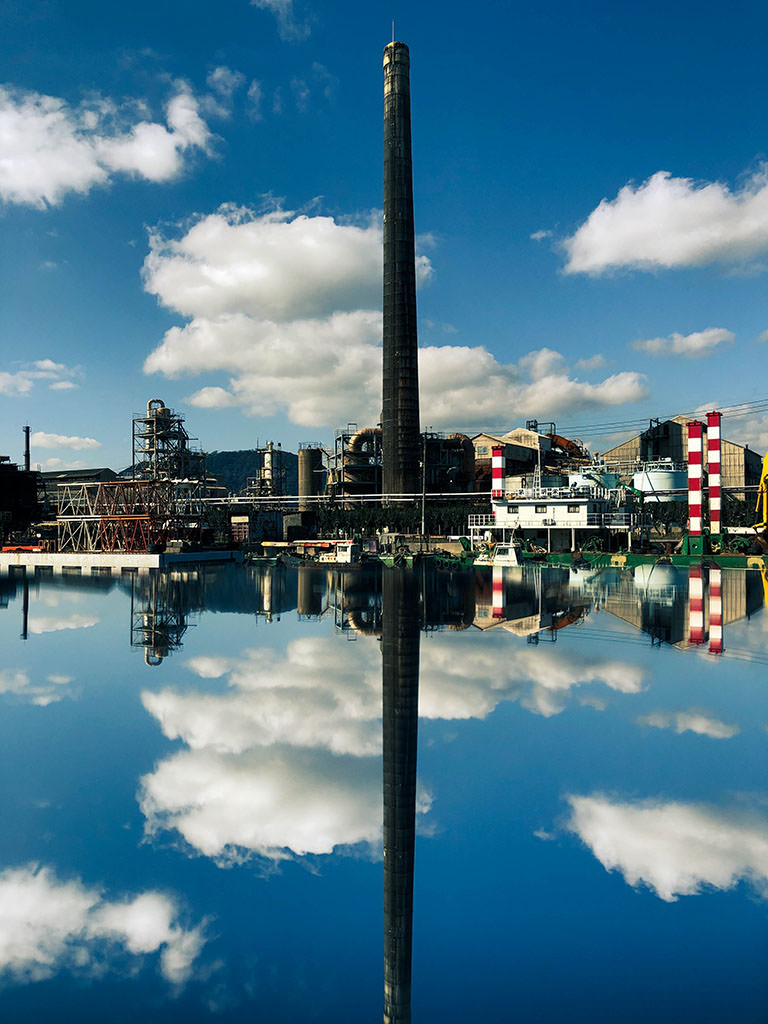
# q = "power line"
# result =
<box><xmin>460</xmin><ymin>394</ymin><xmax>768</xmax><ymax>443</ymax></box>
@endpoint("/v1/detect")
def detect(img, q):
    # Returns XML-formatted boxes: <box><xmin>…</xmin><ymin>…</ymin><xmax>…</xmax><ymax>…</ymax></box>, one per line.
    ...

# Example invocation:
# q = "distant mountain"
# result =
<box><xmin>206</xmin><ymin>449</ymin><xmax>298</xmax><ymax>495</ymax></box>
<box><xmin>116</xmin><ymin>449</ymin><xmax>299</xmax><ymax>495</ymax></box>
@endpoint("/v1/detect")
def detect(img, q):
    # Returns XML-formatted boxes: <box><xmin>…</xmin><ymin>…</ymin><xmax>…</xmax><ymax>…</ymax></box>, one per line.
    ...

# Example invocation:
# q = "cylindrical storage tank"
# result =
<box><xmin>633</xmin><ymin>563</ymin><xmax>683</xmax><ymax>592</ymax></box>
<box><xmin>632</xmin><ymin>469</ymin><xmax>687</xmax><ymax>502</ymax></box>
<box><xmin>298</xmin><ymin>448</ymin><xmax>323</xmax><ymax>511</ymax></box>
<box><xmin>297</xmin><ymin>567</ymin><xmax>317</xmax><ymax>616</ymax></box>
<box><xmin>568</xmin><ymin>471</ymin><xmax>620</xmax><ymax>490</ymax></box>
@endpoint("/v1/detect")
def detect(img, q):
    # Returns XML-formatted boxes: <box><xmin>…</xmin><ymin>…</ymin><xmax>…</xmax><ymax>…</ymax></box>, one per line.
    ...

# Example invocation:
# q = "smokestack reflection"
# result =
<box><xmin>382</xmin><ymin>567</ymin><xmax>420</xmax><ymax>1024</ymax></box>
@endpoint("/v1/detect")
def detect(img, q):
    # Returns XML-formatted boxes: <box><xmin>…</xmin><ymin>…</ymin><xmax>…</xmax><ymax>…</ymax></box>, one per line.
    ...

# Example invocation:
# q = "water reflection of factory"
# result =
<box><xmin>4</xmin><ymin>562</ymin><xmax>764</xmax><ymax>663</ymax></box>
<box><xmin>476</xmin><ymin>563</ymin><xmax>764</xmax><ymax>651</ymax></box>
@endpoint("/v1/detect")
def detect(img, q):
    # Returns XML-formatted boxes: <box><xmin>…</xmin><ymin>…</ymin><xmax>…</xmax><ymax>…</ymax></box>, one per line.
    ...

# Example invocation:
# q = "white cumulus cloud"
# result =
<box><xmin>0</xmin><ymin>864</ymin><xmax>206</xmax><ymax>984</ymax></box>
<box><xmin>0</xmin><ymin>668</ymin><xmax>76</xmax><ymax>707</ymax></box>
<box><xmin>563</xmin><ymin>166</ymin><xmax>768</xmax><ymax>274</ymax></box>
<box><xmin>566</xmin><ymin>795</ymin><xmax>768</xmax><ymax>902</ymax></box>
<box><xmin>1</xmin><ymin>360</ymin><xmax>81</xmax><ymax>395</ymax></box>
<box><xmin>250</xmin><ymin>0</ymin><xmax>310</xmax><ymax>41</ymax></box>
<box><xmin>27</xmin><ymin>614</ymin><xmax>98</xmax><ymax>635</ymax></box>
<box><xmin>0</xmin><ymin>372</ymin><xmax>35</xmax><ymax>396</ymax></box>
<box><xmin>0</xmin><ymin>84</ymin><xmax>211</xmax><ymax>208</ymax></box>
<box><xmin>138</xmin><ymin>631</ymin><xmax>647</xmax><ymax>864</ymax></box>
<box><xmin>140</xmin><ymin>746</ymin><xmax>383</xmax><ymax>863</ymax></box>
<box><xmin>30</xmin><ymin>432</ymin><xmax>101</xmax><ymax>450</ymax></box>
<box><xmin>143</xmin><ymin>205</ymin><xmax>648</xmax><ymax>431</ymax></box>
<box><xmin>632</xmin><ymin>327</ymin><xmax>735</xmax><ymax>358</ymax></box>
<box><xmin>419</xmin><ymin>640</ymin><xmax>645</xmax><ymax>720</ymax></box>
<box><xmin>636</xmin><ymin>709</ymin><xmax>739</xmax><ymax>739</ymax></box>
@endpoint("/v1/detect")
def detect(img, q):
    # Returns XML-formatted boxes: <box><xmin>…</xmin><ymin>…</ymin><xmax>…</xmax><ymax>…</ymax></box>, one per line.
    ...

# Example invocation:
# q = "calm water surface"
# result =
<box><xmin>1</xmin><ymin>562</ymin><xmax>767</xmax><ymax>1022</ymax></box>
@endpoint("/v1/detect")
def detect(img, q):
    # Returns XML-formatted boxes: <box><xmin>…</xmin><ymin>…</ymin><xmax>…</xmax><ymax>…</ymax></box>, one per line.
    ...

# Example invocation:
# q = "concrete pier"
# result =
<box><xmin>0</xmin><ymin>550</ymin><xmax>243</xmax><ymax>576</ymax></box>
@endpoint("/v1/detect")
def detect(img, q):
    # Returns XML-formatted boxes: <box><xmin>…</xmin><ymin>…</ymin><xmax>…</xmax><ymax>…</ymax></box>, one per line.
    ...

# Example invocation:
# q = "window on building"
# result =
<box><xmin>535</xmin><ymin>504</ymin><xmax>546</xmax><ymax>513</ymax></box>
<box><xmin>476</xmin><ymin>445</ymin><xmax>488</xmax><ymax>455</ymax></box>
<box><xmin>508</xmin><ymin>504</ymin><xmax>518</xmax><ymax>513</ymax></box>
<box><xmin>567</xmin><ymin>504</ymin><xmax>579</xmax><ymax>513</ymax></box>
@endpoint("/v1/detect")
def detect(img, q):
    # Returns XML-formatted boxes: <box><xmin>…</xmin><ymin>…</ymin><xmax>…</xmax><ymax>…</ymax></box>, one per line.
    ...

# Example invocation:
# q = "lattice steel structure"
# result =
<box><xmin>57</xmin><ymin>479</ymin><xmax>207</xmax><ymax>553</ymax></box>
<box><xmin>130</xmin><ymin>573</ymin><xmax>191</xmax><ymax>665</ymax></box>
<box><xmin>132</xmin><ymin>399</ymin><xmax>206</xmax><ymax>481</ymax></box>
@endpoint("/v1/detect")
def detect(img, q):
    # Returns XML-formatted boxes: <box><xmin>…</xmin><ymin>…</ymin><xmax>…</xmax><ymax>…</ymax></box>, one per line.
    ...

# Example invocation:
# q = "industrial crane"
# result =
<box><xmin>753</xmin><ymin>451</ymin><xmax>768</xmax><ymax>532</ymax></box>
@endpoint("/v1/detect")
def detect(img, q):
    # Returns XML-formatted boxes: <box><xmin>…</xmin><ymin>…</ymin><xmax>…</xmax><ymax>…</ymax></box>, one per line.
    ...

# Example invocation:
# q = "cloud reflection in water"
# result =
<box><xmin>139</xmin><ymin>633</ymin><xmax>646</xmax><ymax>862</ymax></box>
<box><xmin>0</xmin><ymin>864</ymin><xmax>206</xmax><ymax>985</ymax></box>
<box><xmin>566</xmin><ymin>795</ymin><xmax>768</xmax><ymax>902</ymax></box>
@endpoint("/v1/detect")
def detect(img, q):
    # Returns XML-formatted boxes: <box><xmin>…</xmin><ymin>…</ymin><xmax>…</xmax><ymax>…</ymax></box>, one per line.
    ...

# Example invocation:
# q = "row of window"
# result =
<box><xmin>508</xmin><ymin>504</ymin><xmax>581</xmax><ymax>514</ymax></box>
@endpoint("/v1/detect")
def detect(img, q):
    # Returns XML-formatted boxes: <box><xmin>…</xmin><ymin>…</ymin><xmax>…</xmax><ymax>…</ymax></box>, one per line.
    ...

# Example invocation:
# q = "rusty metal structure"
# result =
<box><xmin>57</xmin><ymin>400</ymin><xmax>210</xmax><ymax>553</ymax></box>
<box><xmin>383</xmin><ymin>41</ymin><xmax>421</xmax><ymax>499</ymax></box>
<box><xmin>57</xmin><ymin>478</ymin><xmax>208</xmax><ymax>553</ymax></box>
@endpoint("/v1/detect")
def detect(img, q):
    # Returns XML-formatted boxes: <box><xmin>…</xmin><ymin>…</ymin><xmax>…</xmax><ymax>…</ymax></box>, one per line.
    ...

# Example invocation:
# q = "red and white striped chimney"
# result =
<box><xmin>688</xmin><ymin>565</ymin><xmax>705</xmax><ymax>645</ymax></box>
<box><xmin>706</xmin><ymin>411</ymin><xmax>722</xmax><ymax>536</ymax></box>
<box><xmin>687</xmin><ymin>421</ymin><xmax>704</xmax><ymax>536</ymax></box>
<box><xmin>491</xmin><ymin>445</ymin><xmax>504</xmax><ymax>499</ymax></box>
<box><xmin>492</xmin><ymin>564</ymin><xmax>505</xmax><ymax>619</ymax></box>
<box><xmin>708</xmin><ymin>566</ymin><xmax>723</xmax><ymax>655</ymax></box>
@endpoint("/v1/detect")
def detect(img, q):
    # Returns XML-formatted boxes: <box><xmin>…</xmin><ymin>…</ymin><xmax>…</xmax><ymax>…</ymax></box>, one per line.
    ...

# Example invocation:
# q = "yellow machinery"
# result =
<box><xmin>754</xmin><ymin>451</ymin><xmax>768</xmax><ymax>532</ymax></box>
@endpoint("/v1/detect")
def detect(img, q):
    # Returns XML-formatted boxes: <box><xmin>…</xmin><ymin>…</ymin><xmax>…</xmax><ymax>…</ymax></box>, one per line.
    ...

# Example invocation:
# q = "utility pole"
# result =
<box><xmin>420</xmin><ymin>432</ymin><xmax>427</xmax><ymax>544</ymax></box>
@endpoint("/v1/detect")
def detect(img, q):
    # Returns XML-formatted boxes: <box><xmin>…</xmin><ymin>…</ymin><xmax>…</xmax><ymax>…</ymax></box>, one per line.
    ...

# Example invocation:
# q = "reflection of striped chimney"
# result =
<box><xmin>687</xmin><ymin>421</ymin><xmax>704</xmax><ymax>536</ymax></box>
<box><xmin>706</xmin><ymin>411</ymin><xmax>722</xmax><ymax>536</ymax></box>
<box><xmin>492</xmin><ymin>564</ymin><xmax>505</xmax><ymax>619</ymax></box>
<box><xmin>491</xmin><ymin>445</ymin><xmax>504</xmax><ymax>498</ymax></box>
<box><xmin>688</xmin><ymin>565</ymin><xmax>704</xmax><ymax>645</ymax></box>
<box><xmin>709</xmin><ymin>566</ymin><xmax>723</xmax><ymax>655</ymax></box>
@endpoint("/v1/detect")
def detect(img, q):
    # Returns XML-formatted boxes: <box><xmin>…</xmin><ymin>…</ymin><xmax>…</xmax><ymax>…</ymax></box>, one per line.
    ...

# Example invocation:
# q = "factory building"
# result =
<box><xmin>472</xmin><ymin>430</ymin><xmax>550</xmax><ymax>489</ymax></box>
<box><xmin>41</xmin><ymin>467</ymin><xmax>118</xmax><ymax>514</ymax></box>
<box><xmin>329</xmin><ymin>426</ymin><xmax>474</xmax><ymax>500</ymax></box>
<box><xmin>0</xmin><ymin>455</ymin><xmax>39</xmax><ymax>541</ymax></box>
<box><xmin>241</xmin><ymin>442</ymin><xmax>298</xmax><ymax>497</ymax></box>
<box><xmin>600</xmin><ymin>416</ymin><xmax>761</xmax><ymax>496</ymax></box>
<box><xmin>469</xmin><ymin>443</ymin><xmax>633</xmax><ymax>552</ymax></box>
<box><xmin>55</xmin><ymin>400</ymin><xmax>222</xmax><ymax>554</ymax></box>
<box><xmin>472</xmin><ymin>425</ymin><xmax>590</xmax><ymax>491</ymax></box>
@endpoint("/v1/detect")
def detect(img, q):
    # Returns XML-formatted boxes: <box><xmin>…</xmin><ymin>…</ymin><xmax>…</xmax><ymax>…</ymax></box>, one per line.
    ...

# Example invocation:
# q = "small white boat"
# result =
<box><xmin>315</xmin><ymin>540</ymin><xmax>361</xmax><ymax>565</ymax></box>
<box><xmin>474</xmin><ymin>542</ymin><xmax>522</xmax><ymax>567</ymax></box>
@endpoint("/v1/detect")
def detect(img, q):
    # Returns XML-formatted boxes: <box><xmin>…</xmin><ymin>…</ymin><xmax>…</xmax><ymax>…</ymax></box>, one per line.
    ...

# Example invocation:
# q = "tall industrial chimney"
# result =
<box><xmin>382</xmin><ymin>41</ymin><xmax>421</xmax><ymax>498</ymax></box>
<box><xmin>23</xmin><ymin>425</ymin><xmax>30</xmax><ymax>473</ymax></box>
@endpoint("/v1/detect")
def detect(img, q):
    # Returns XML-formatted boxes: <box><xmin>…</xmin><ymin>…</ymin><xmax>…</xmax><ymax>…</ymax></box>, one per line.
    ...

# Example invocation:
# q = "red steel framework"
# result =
<box><xmin>58</xmin><ymin>480</ymin><xmax>206</xmax><ymax>553</ymax></box>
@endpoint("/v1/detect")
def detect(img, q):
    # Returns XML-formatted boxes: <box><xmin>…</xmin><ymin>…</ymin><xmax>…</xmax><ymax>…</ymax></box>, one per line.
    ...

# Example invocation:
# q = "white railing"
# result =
<box><xmin>499</xmin><ymin>485</ymin><xmax>609</xmax><ymax>501</ymax></box>
<box><xmin>468</xmin><ymin>514</ymin><xmax>495</xmax><ymax>528</ymax></box>
<box><xmin>492</xmin><ymin>512</ymin><xmax>635</xmax><ymax>529</ymax></box>
<box><xmin>603</xmin><ymin>512</ymin><xmax>633</xmax><ymax>527</ymax></box>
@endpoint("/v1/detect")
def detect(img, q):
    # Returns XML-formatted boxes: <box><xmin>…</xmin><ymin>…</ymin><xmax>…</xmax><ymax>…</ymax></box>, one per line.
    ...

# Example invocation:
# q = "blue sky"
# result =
<box><xmin>2</xmin><ymin>0</ymin><xmax>768</xmax><ymax>471</ymax></box>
